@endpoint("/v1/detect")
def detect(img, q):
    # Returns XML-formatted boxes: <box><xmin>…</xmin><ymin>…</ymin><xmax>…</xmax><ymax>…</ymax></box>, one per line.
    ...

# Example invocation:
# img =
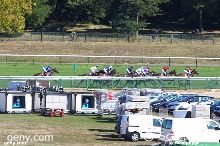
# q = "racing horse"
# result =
<box><xmin>176</xmin><ymin>69</ymin><xmax>199</xmax><ymax>77</ymax></box>
<box><xmin>33</xmin><ymin>68</ymin><xmax>59</xmax><ymax>76</ymax></box>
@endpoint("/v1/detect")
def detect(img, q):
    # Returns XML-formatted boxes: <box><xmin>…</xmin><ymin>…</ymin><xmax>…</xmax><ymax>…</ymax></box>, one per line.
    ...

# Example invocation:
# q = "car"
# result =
<box><xmin>211</xmin><ymin>100</ymin><xmax>220</xmax><ymax>117</ymax></box>
<box><xmin>214</xmin><ymin>106</ymin><xmax>220</xmax><ymax>117</ymax></box>
<box><xmin>168</xmin><ymin>95</ymin><xmax>214</xmax><ymax>113</ymax></box>
<box><xmin>151</xmin><ymin>94</ymin><xmax>194</xmax><ymax>112</ymax></box>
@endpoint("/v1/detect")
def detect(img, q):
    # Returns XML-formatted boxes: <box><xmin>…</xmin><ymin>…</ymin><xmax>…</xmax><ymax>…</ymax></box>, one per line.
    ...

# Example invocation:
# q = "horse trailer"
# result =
<box><xmin>71</xmin><ymin>92</ymin><xmax>98</xmax><ymax>114</ymax></box>
<box><xmin>39</xmin><ymin>92</ymin><xmax>71</xmax><ymax>113</ymax></box>
<box><xmin>0</xmin><ymin>91</ymin><xmax>33</xmax><ymax>113</ymax></box>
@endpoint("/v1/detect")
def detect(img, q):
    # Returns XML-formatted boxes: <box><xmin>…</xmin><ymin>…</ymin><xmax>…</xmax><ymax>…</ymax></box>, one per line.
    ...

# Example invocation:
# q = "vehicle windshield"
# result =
<box><xmin>213</xmin><ymin>100</ymin><xmax>220</xmax><ymax>105</ymax></box>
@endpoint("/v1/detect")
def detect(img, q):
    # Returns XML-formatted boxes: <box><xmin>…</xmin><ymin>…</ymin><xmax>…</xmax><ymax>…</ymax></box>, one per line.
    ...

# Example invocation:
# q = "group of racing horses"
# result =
<box><xmin>82</xmin><ymin>68</ymin><xmax>199</xmax><ymax>77</ymax></box>
<box><xmin>34</xmin><ymin>67</ymin><xmax>199</xmax><ymax>77</ymax></box>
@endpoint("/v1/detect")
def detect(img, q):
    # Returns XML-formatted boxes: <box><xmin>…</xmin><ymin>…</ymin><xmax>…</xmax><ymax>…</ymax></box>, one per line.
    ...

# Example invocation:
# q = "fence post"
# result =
<box><xmin>181</xmin><ymin>34</ymin><xmax>183</xmax><ymax>43</ymax></box>
<box><xmin>32</xmin><ymin>56</ymin><xmax>35</xmax><ymax>64</ymax></box>
<box><xmin>128</xmin><ymin>33</ymin><xmax>130</xmax><ymax>42</ymax></box>
<box><xmin>85</xmin><ymin>33</ymin><xmax>87</xmax><ymax>42</ymax></box>
<box><xmin>40</xmin><ymin>30</ymin><xmax>43</xmax><ymax>42</ymax></box>
<box><xmin>196</xmin><ymin>59</ymin><xmax>198</xmax><ymax>68</ymax></box>
<box><xmin>62</xmin><ymin>32</ymin><xmax>65</xmax><ymax>41</ymax></box>
<box><xmin>212</xmin><ymin>35</ymin><xmax>215</xmax><ymax>44</ymax></box>
<box><xmin>59</xmin><ymin>56</ymin><xmax>62</xmax><ymax>65</ymax></box>
<box><xmin>168</xmin><ymin>58</ymin><xmax>171</xmax><ymax>67</ymax></box>
<box><xmin>5</xmin><ymin>55</ymin><xmax>7</xmax><ymax>64</ymax></box>
<box><xmin>87</xmin><ymin>57</ymin><xmax>90</xmax><ymax>65</ymax></box>
<box><xmin>116</xmin><ymin>32</ymin><xmax>119</xmax><ymax>42</ymax></box>
<box><xmin>171</xmin><ymin>34</ymin><xmax>173</xmax><ymax>44</ymax></box>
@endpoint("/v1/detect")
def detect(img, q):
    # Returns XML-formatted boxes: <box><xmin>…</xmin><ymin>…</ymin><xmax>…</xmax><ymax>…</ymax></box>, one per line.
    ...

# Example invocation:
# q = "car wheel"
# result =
<box><xmin>130</xmin><ymin>132</ymin><xmax>140</xmax><ymax>142</ymax></box>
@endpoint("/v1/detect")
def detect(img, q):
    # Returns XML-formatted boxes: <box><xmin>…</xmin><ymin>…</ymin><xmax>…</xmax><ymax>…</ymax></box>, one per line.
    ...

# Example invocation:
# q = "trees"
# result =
<box><xmin>109</xmin><ymin>0</ymin><xmax>168</xmax><ymax>36</ymax></box>
<box><xmin>66</xmin><ymin>0</ymin><xmax>111</xmax><ymax>23</ymax></box>
<box><xmin>0</xmin><ymin>0</ymin><xmax>32</xmax><ymax>34</ymax></box>
<box><xmin>26</xmin><ymin>0</ymin><xmax>51</xmax><ymax>30</ymax></box>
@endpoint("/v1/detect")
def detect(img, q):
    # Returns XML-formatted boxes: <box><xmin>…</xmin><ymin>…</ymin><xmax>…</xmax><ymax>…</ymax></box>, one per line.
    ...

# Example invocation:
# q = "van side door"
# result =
<box><xmin>148</xmin><ymin>118</ymin><xmax>162</xmax><ymax>139</ymax></box>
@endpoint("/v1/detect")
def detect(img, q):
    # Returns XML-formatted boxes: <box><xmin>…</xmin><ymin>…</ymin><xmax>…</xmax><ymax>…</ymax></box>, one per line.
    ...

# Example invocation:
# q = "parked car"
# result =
<box><xmin>151</xmin><ymin>94</ymin><xmax>194</xmax><ymax>112</ymax></box>
<box><xmin>168</xmin><ymin>95</ymin><xmax>215</xmax><ymax>113</ymax></box>
<box><xmin>211</xmin><ymin>100</ymin><xmax>220</xmax><ymax>117</ymax></box>
<box><xmin>160</xmin><ymin>118</ymin><xmax>220</xmax><ymax>144</ymax></box>
<box><xmin>214</xmin><ymin>106</ymin><xmax>220</xmax><ymax>117</ymax></box>
<box><xmin>120</xmin><ymin>115</ymin><xmax>162</xmax><ymax>141</ymax></box>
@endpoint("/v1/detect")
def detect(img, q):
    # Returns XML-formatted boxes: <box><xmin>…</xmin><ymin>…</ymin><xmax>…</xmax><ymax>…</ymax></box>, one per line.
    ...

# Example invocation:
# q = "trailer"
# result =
<box><xmin>0</xmin><ymin>91</ymin><xmax>32</xmax><ymax>113</ymax></box>
<box><xmin>71</xmin><ymin>92</ymin><xmax>98</xmax><ymax>114</ymax></box>
<box><xmin>39</xmin><ymin>92</ymin><xmax>71</xmax><ymax>113</ymax></box>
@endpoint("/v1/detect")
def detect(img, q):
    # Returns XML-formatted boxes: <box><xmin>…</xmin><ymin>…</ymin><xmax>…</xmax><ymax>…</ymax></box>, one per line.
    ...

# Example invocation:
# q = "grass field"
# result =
<box><xmin>1</xmin><ymin>41</ymin><xmax>220</xmax><ymax>146</ymax></box>
<box><xmin>1</xmin><ymin>63</ymin><xmax>220</xmax><ymax>89</ymax></box>
<box><xmin>0</xmin><ymin>114</ymin><xmax>156</xmax><ymax>146</ymax></box>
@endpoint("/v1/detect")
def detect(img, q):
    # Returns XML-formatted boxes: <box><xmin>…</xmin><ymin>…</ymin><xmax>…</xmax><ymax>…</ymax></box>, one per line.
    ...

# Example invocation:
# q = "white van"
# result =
<box><xmin>160</xmin><ymin>118</ymin><xmax>220</xmax><ymax>144</ymax></box>
<box><xmin>120</xmin><ymin>115</ymin><xmax>162</xmax><ymax>141</ymax></box>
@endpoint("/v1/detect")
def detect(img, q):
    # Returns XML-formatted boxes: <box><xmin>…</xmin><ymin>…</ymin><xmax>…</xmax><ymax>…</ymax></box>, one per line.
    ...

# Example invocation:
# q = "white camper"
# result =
<box><xmin>71</xmin><ymin>93</ymin><xmax>98</xmax><ymax>114</ymax></box>
<box><xmin>0</xmin><ymin>91</ymin><xmax>32</xmax><ymax>113</ymax></box>
<box><xmin>40</xmin><ymin>92</ymin><xmax>71</xmax><ymax>113</ymax></box>
<box><xmin>116</xmin><ymin>95</ymin><xmax>150</xmax><ymax>116</ymax></box>
<box><xmin>160</xmin><ymin>118</ymin><xmax>220</xmax><ymax>144</ymax></box>
<box><xmin>120</xmin><ymin>115</ymin><xmax>162</xmax><ymax>141</ymax></box>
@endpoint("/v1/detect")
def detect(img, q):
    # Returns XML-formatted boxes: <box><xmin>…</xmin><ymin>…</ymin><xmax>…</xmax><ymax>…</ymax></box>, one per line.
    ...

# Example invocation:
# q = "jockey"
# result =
<box><xmin>43</xmin><ymin>65</ymin><xmax>51</xmax><ymax>75</ymax></box>
<box><xmin>104</xmin><ymin>65</ymin><xmax>113</xmax><ymax>75</ymax></box>
<box><xmin>126</xmin><ymin>66</ymin><xmax>134</xmax><ymax>75</ymax></box>
<box><xmin>90</xmin><ymin>65</ymin><xmax>99</xmax><ymax>75</ymax></box>
<box><xmin>161</xmin><ymin>66</ymin><xmax>169</xmax><ymax>76</ymax></box>
<box><xmin>135</xmin><ymin>67</ymin><xmax>143</xmax><ymax>76</ymax></box>
<box><xmin>142</xmin><ymin>66</ymin><xmax>150</xmax><ymax>76</ymax></box>
<box><xmin>184</xmin><ymin>66</ymin><xmax>192</xmax><ymax>77</ymax></box>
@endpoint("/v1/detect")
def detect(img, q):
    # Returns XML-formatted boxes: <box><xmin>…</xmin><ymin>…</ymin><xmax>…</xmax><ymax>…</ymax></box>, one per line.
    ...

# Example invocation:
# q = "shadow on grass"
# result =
<box><xmin>90</xmin><ymin>116</ymin><xmax>116</xmax><ymax>124</ymax></box>
<box><xmin>88</xmin><ymin>129</ymin><xmax>115</xmax><ymax>132</ymax></box>
<box><xmin>96</xmin><ymin>134</ymin><xmax>125</xmax><ymax>142</ymax></box>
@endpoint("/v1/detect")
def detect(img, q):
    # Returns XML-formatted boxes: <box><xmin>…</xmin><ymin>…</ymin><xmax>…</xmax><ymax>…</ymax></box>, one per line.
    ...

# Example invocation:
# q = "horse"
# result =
<box><xmin>176</xmin><ymin>69</ymin><xmax>199</xmax><ymax>77</ymax></box>
<box><xmin>33</xmin><ymin>68</ymin><xmax>59</xmax><ymax>76</ymax></box>
<box><xmin>168</xmin><ymin>70</ymin><xmax>177</xmax><ymax>76</ymax></box>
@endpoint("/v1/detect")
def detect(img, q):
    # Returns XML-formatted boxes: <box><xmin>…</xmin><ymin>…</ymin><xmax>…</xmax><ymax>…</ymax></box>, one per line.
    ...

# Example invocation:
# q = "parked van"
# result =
<box><xmin>120</xmin><ymin>115</ymin><xmax>162</xmax><ymax>141</ymax></box>
<box><xmin>160</xmin><ymin>118</ymin><xmax>220</xmax><ymax>144</ymax></box>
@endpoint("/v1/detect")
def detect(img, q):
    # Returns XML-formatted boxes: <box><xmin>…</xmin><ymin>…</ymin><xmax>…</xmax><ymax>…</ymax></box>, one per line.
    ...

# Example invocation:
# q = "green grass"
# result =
<box><xmin>1</xmin><ymin>63</ymin><xmax>220</xmax><ymax>89</ymax></box>
<box><xmin>0</xmin><ymin>114</ymin><xmax>155</xmax><ymax>146</ymax></box>
<box><xmin>1</xmin><ymin>63</ymin><xmax>220</xmax><ymax>76</ymax></box>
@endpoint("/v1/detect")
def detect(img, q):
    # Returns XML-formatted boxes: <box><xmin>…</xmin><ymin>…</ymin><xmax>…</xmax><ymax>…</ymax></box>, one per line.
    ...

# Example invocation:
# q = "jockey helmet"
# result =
<box><xmin>96</xmin><ymin>65</ymin><xmax>99</xmax><ymax>67</ymax></box>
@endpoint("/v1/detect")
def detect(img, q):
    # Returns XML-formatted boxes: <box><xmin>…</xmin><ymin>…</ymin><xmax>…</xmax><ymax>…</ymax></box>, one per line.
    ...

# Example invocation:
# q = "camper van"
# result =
<box><xmin>0</xmin><ymin>91</ymin><xmax>32</xmax><ymax>113</ymax></box>
<box><xmin>160</xmin><ymin>118</ymin><xmax>220</xmax><ymax>144</ymax></box>
<box><xmin>120</xmin><ymin>115</ymin><xmax>162</xmax><ymax>141</ymax></box>
<box><xmin>71</xmin><ymin>93</ymin><xmax>98</xmax><ymax>114</ymax></box>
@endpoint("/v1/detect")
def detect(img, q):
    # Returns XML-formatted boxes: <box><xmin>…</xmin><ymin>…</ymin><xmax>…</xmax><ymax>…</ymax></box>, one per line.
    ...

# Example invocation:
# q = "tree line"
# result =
<box><xmin>1</xmin><ymin>0</ymin><xmax>220</xmax><ymax>35</ymax></box>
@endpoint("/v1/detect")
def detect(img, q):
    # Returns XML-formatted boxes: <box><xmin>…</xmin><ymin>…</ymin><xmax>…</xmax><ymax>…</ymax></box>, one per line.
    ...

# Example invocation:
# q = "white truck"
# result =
<box><xmin>160</xmin><ymin>118</ymin><xmax>220</xmax><ymax>144</ymax></box>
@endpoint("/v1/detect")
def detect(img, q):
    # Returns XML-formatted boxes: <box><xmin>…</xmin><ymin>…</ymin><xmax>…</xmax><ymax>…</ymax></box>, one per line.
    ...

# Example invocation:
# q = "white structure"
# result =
<box><xmin>39</xmin><ymin>92</ymin><xmax>71</xmax><ymax>113</ymax></box>
<box><xmin>116</xmin><ymin>95</ymin><xmax>150</xmax><ymax>116</ymax></box>
<box><xmin>120</xmin><ymin>115</ymin><xmax>162</xmax><ymax>141</ymax></box>
<box><xmin>191</xmin><ymin>104</ymin><xmax>210</xmax><ymax>119</ymax></box>
<box><xmin>0</xmin><ymin>91</ymin><xmax>32</xmax><ymax>113</ymax></box>
<box><xmin>160</xmin><ymin>118</ymin><xmax>220</xmax><ymax>144</ymax></box>
<box><xmin>71</xmin><ymin>93</ymin><xmax>98</xmax><ymax>114</ymax></box>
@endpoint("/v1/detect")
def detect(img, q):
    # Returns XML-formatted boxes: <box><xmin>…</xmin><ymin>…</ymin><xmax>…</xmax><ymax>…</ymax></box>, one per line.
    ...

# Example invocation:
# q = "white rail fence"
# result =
<box><xmin>1</xmin><ymin>54</ymin><xmax>220</xmax><ymax>66</ymax></box>
<box><xmin>1</xmin><ymin>76</ymin><xmax>220</xmax><ymax>90</ymax></box>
